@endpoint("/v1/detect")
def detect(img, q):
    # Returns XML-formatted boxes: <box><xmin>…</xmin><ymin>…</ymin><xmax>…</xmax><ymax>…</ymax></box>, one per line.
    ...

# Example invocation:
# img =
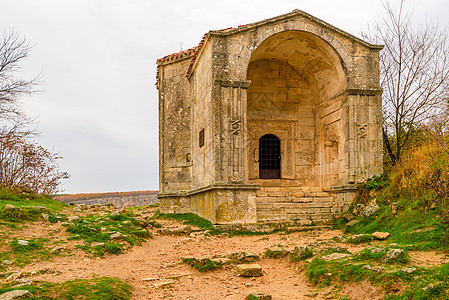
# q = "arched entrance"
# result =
<box><xmin>246</xmin><ymin>30</ymin><xmax>347</xmax><ymax>188</ymax></box>
<box><xmin>259</xmin><ymin>134</ymin><xmax>281</xmax><ymax>179</ymax></box>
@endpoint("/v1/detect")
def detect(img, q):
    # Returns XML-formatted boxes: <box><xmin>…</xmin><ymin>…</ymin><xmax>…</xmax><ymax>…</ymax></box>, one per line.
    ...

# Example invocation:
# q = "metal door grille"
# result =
<box><xmin>259</xmin><ymin>134</ymin><xmax>281</xmax><ymax>179</ymax></box>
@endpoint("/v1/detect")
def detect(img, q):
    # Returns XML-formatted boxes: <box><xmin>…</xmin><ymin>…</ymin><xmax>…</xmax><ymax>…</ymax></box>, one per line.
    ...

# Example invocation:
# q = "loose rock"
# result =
<box><xmin>382</xmin><ymin>249</ymin><xmax>405</xmax><ymax>263</ymax></box>
<box><xmin>110</xmin><ymin>232</ymin><xmax>127</xmax><ymax>240</ymax></box>
<box><xmin>0</xmin><ymin>290</ymin><xmax>32</xmax><ymax>300</ymax></box>
<box><xmin>68</xmin><ymin>216</ymin><xmax>80</xmax><ymax>222</ymax></box>
<box><xmin>305</xmin><ymin>292</ymin><xmax>319</xmax><ymax>297</ymax></box>
<box><xmin>402</xmin><ymin>267</ymin><xmax>417</xmax><ymax>273</ymax></box>
<box><xmin>17</xmin><ymin>240</ymin><xmax>29</xmax><ymax>246</ymax></box>
<box><xmin>235</xmin><ymin>264</ymin><xmax>263</xmax><ymax>277</ymax></box>
<box><xmin>246</xmin><ymin>292</ymin><xmax>272</xmax><ymax>300</ymax></box>
<box><xmin>362</xmin><ymin>199</ymin><xmax>380</xmax><ymax>217</ymax></box>
<box><xmin>346</xmin><ymin>220</ymin><xmax>360</xmax><ymax>227</ymax></box>
<box><xmin>372</xmin><ymin>232</ymin><xmax>390</xmax><ymax>240</ymax></box>
<box><xmin>321</xmin><ymin>253</ymin><xmax>351</xmax><ymax>261</ymax></box>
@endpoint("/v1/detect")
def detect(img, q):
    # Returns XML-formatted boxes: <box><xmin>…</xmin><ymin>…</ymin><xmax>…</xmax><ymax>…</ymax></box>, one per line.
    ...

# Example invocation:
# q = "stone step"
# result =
<box><xmin>255</xmin><ymin>196</ymin><xmax>335</xmax><ymax>204</ymax></box>
<box><xmin>256</xmin><ymin>187</ymin><xmax>331</xmax><ymax>198</ymax></box>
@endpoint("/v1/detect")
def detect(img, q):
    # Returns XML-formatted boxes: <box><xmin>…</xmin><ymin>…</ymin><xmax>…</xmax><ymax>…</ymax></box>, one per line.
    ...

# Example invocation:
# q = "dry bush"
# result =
<box><xmin>0</xmin><ymin>131</ymin><xmax>69</xmax><ymax>195</ymax></box>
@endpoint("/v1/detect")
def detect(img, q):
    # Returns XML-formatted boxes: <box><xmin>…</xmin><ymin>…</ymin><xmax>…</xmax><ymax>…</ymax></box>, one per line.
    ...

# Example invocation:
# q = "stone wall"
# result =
<box><xmin>62</xmin><ymin>194</ymin><xmax>158</xmax><ymax>209</ymax></box>
<box><xmin>158</xmin><ymin>52</ymin><xmax>193</xmax><ymax>193</ymax></box>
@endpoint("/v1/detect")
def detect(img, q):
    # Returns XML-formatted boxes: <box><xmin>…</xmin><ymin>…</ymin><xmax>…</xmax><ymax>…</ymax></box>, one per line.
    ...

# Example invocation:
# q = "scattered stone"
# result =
<box><xmin>371</xmin><ymin>266</ymin><xmax>387</xmax><ymax>272</ymax></box>
<box><xmin>423</xmin><ymin>283</ymin><xmax>436</xmax><ymax>291</ymax></box>
<box><xmin>5</xmin><ymin>272</ymin><xmax>23</xmax><ymax>281</ymax></box>
<box><xmin>334</xmin><ymin>235</ymin><xmax>346</xmax><ymax>243</ymax></box>
<box><xmin>324</xmin><ymin>245</ymin><xmax>348</xmax><ymax>253</ymax></box>
<box><xmin>291</xmin><ymin>245</ymin><xmax>313</xmax><ymax>260</ymax></box>
<box><xmin>73</xmin><ymin>207</ymin><xmax>82</xmax><ymax>212</ymax></box>
<box><xmin>68</xmin><ymin>216</ymin><xmax>80</xmax><ymax>222</ymax></box>
<box><xmin>321</xmin><ymin>253</ymin><xmax>351</xmax><ymax>261</ymax></box>
<box><xmin>0</xmin><ymin>290</ymin><xmax>32</xmax><ymax>300</ymax></box>
<box><xmin>389</xmin><ymin>243</ymin><xmax>399</xmax><ymax>247</ymax></box>
<box><xmin>382</xmin><ymin>249</ymin><xmax>405</xmax><ymax>263</ymax></box>
<box><xmin>39</xmin><ymin>266</ymin><xmax>56</xmax><ymax>274</ymax></box>
<box><xmin>402</xmin><ymin>267</ymin><xmax>417</xmax><ymax>274</ymax></box>
<box><xmin>372</xmin><ymin>232</ymin><xmax>390</xmax><ymax>240</ymax></box>
<box><xmin>410</xmin><ymin>227</ymin><xmax>435</xmax><ymax>234</ymax></box>
<box><xmin>24</xmin><ymin>205</ymin><xmax>48</xmax><ymax>211</ymax></box>
<box><xmin>92</xmin><ymin>243</ymin><xmax>105</xmax><ymax>247</ymax></box>
<box><xmin>17</xmin><ymin>240</ymin><xmax>29</xmax><ymax>246</ymax></box>
<box><xmin>110</xmin><ymin>211</ymin><xmax>120</xmax><ymax>216</ymax></box>
<box><xmin>51</xmin><ymin>246</ymin><xmax>65</xmax><ymax>253</ymax></box>
<box><xmin>170</xmin><ymin>225</ymin><xmax>192</xmax><ymax>235</ymax></box>
<box><xmin>41</xmin><ymin>213</ymin><xmax>49</xmax><ymax>221</ymax></box>
<box><xmin>100</xmin><ymin>227</ymin><xmax>108</xmax><ymax>232</ymax></box>
<box><xmin>362</xmin><ymin>199</ymin><xmax>380</xmax><ymax>217</ymax></box>
<box><xmin>346</xmin><ymin>220</ymin><xmax>360</xmax><ymax>227</ymax></box>
<box><xmin>229</xmin><ymin>252</ymin><xmax>259</xmax><ymax>262</ymax></box>
<box><xmin>362</xmin><ymin>265</ymin><xmax>372</xmax><ymax>270</ymax></box>
<box><xmin>246</xmin><ymin>292</ymin><xmax>272</xmax><ymax>300</ymax></box>
<box><xmin>153</xmin><ymin>280</ymin><xmax>175</xmax><ymax>287</ymax></box>
<box><xmin>2</xmin><ymin>260</ymin><xmax>12</xmax><ymax>265</ymax></box>
<box><xmin>370</xmin><ymin>247</ymin><xmax>386</xmax><ymax>254</ymax></box>
<box><xmin>211</xmin><ymin>257</ymin><xmax>231</xmax><ymax>265</ymax></box>
<box><xmin>235</xmin><ymin>264</ymin><xmax>263</xmax><ymax>277</ymax></box>
<box><xmin>347</xmin><ymin>234</ymin><xmax>371</xmax><ymax>242</ymax></box>
<box><xmin>14</xmin><ymin>278</ymin><xmax>32</xmax><ymax>285</ymax></box>
<box><xmin>305</xmin><ymin>292</ymin><xmax>319</xmax><ymax>297</ymax></box>
<box><xmin>122</xmin><ymin>221</ymin><xmax>131</xmax><ymax>225</ymax></box>
<box><xmin>265</xmin><ymin>245</ymin><xmax>284</xmax><ymax>256</ymax></box>
<box><xmin>110</xmin><ymin>232</ymin><xmax>127</xmax><ymax>240</ymax></box>
<box><xmin>4</xmin><ymin>204</ymin><xmax>18</xmax><ymax>210</ymax></box>
<box><xmin>141</xmin><ymin>277</ymin><xmax>159</xmax><ymax>281</ymax></box>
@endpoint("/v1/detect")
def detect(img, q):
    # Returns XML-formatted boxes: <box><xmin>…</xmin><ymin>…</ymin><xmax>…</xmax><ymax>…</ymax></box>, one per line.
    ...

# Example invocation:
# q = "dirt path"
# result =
<box><xmin>10</xmin><ymin>225</ymin><xmax>372</xmax><ymax>300</ymax></box>
<box><xmin>2</xmin><ymin>208</ymin><xmax>447</xmax><ymax>300</ymax></box>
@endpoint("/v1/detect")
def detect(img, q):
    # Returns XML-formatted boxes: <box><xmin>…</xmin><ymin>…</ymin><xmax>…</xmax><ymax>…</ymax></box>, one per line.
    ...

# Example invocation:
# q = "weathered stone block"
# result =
<box><xmin>235</xmin><ymin>264</ymin><xmax>263</xmax><ymax>277</ymax></box>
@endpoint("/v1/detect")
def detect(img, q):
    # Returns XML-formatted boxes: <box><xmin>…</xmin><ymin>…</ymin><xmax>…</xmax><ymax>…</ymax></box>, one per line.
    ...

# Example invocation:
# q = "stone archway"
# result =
<box><xmin>246</xmin><ymin>30</ymin><xmax>348</xmax><ymax>189</ymax></box>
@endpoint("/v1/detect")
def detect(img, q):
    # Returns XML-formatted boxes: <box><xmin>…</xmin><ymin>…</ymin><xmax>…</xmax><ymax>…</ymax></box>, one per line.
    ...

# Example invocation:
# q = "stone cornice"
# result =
<box><xmin>158</xmin><ymin>183</ymin><xmax>261</xmax><ymax>198</ymax></box>
<box><xmin>208</xmin><ymin>10</ymin><xmax>384</xmax><ymax>51</ymax></box>
<box><xmin>214</xmin><ymin>79</ymin><xmax>251</xmax><ymax>88</ymax></box>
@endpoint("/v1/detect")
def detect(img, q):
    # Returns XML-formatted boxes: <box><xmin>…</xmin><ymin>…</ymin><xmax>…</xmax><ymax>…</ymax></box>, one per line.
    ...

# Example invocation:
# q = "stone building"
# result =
<box><xmin>156</xmin><ymin>10</ymin><xmax>383</xmax><ymax>224</ymax></box>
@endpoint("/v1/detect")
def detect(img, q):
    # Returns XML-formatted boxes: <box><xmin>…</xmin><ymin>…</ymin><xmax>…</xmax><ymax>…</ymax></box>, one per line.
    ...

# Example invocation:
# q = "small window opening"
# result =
<box><xmin>259</xmin><ymin>134</ymin><xmax>281</xmax><ymax>179</ymax></box>
<box><xmin>199</xmin><ymin>129</ymin><xmax>205</xmax><ymax>148</ymax></box>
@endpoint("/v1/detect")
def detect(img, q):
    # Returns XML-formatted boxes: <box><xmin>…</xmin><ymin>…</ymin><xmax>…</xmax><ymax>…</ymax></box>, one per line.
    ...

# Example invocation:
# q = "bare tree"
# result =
<box><xmin>363</xmin><ymin>0</ymin><xmax>449</xmax><ymax>164</ymax></box>
<box><xmin>0</xmin><ymin>30</ymin><xmax>39</xmax><ymax>127</ymax></box>
<box><xmin>0</xmin><ymin>30</ymin><xmax>69</xmax><ymax>194</ymax></box>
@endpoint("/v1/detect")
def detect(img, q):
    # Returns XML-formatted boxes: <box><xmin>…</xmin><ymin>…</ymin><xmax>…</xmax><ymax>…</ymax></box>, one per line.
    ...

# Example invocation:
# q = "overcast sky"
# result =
<box><xmin>1</xmin><ymin>0</ymin><xmax>448</xmax><ymax>193</ymax></box>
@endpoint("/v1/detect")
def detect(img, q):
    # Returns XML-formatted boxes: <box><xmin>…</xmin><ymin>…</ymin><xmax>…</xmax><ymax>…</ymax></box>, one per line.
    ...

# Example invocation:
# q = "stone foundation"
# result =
<box><xmin>158</xmin><ymin>185</ymin><xmax>356</xmax><ymax>224</ymax></box>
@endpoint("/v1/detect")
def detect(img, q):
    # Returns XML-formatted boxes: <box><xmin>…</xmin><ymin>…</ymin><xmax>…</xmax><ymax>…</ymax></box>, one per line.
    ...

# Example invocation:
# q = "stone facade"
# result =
<box><xmin>157</xmin><ymin>10</ymin><xmax>383</xmax><ymax>224</ymax></box>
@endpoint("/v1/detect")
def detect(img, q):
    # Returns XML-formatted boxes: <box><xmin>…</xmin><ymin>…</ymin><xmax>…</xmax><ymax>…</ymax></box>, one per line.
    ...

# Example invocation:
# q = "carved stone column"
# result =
<box><xmin>214</xmin><ymin>79</ymin><xmax>251</xmax><ymax>184</ymax></box>
<box><xmin>346</xmin><ymin>88</ymin><xmax>383</xmax><ymax>184</ymax></box>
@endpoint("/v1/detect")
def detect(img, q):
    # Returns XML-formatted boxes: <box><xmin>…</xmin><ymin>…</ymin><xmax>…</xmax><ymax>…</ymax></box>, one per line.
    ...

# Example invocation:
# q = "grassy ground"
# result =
<box><xmin>0</xmin><ymin>276</ymin><xmax>132</xmax><ymax>300</ymax></box>
<box><xmin>311</xmin><ymin>173</ymin><xmax>449</xmax><ymax>299</ymax></box>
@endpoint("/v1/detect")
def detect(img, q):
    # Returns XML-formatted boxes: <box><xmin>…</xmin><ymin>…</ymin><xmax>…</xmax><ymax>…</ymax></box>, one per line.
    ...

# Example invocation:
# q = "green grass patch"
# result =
<box><xmin>0</xmin><ymin>276</ymin><xmax>132</xmax><ymax>299</ymax></box>
<box><xmin>0</xmin><ymin>188</ymin><xmax>66</xmax><ymax>211</ymax></box>
<box><xmin>306</xmin><ymin>257</ymin><xmax>400</xmax><ymax>290</ymax></box>
<box><xmin>290</xmin><ymin>247</ymin><xmax>314</xmax><ymax>261</ymax></box>
<box><xmin>8</xmin><ymin>238</ymin><xmax>52</xmax><ymax>266</ymax></box>
<box><xmin>155</xmin><ymin>212</ymin><xmax>214</xmax><ymax>230</ymax></box>
<box><xmin>347</xmin><ymin>204</ymin><xmax>443</xmax><ymax>250</ymax></box>
<box><xmin>354</xmin><ymin>248</ymin><xmax>410</xmax><ymax>265</ymax></box>
<box><xmin>65</xmin><ymin>213</ymin><xmax>150</xmax><ymax>256</ymax></box>
<box><xmin>385</xmin><ymin>263</ymin><xmax>449</xmax><ymax>299</ymax></box>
